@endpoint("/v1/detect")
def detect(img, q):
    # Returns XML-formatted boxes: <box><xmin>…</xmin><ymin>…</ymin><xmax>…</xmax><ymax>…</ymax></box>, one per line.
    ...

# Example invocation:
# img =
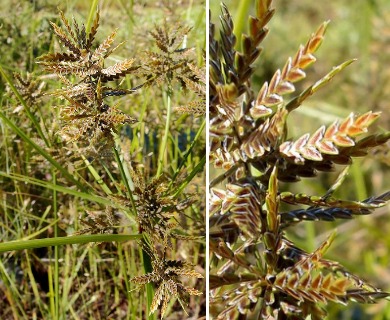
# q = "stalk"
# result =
<box><xmin>156</xmin><ymin>90</ymin><xmax>172</xmax><ymax>176</ymax></box>
<box><xmin>0</xmin><ymin>234</ymin><xmax>142</xmax><ymax>253</ymax></box>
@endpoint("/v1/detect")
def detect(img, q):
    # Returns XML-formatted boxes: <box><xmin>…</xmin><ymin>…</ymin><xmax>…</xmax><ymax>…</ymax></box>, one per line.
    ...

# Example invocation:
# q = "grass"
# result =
<box><xmin>0</xmin><ymin>0</ymin><xmax>205</xmax><ymax>319</ymax></box>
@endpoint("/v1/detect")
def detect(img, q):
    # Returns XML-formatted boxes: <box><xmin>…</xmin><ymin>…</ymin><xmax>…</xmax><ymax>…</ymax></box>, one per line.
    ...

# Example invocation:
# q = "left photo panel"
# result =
<box><xmin>0</xmin><ymin>1</ymin><xmax>206</xmax><ymax>319</ymax></box>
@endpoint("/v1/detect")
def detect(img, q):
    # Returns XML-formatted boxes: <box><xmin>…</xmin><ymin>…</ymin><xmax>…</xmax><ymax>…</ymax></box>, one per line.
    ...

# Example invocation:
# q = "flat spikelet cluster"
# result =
<box><xmin>175</xmin><ymin>63</ymin><xmax>206</xmax><ymax>116</ymax></box>
<box><xmin>209</xmin><ymin>0</ymin><xmax>390</xmax><ymax>319</ymax></box>
<box><xmin>8</xmin><ymin>72</ymin><xmax>45</xmax><ymax>111</ymax></box>
<box><xmin>131</xmin><ymin>244</ymin><xmax>203</xmax><ymax>318</ymax></box>
<box><xmin>38</xmin><ymin>9</ymin><xmax>138</xmax><ymax>149</ymax></box>
<box><xmin>140</xmin><ymin>22</ymin><xmax>206</xmax><ymax>116</ymax></box>
<box><xmin>120</xmin><ymin>168</ymin><xmax>204</xmax><ymax>319</ymax></box>
<box><xmin>141</xmin><ymin>23</ymin><xmax>194</xmax><ymax>88</ymax></box>
<box><xmin>112</xmin><ymin>168</ymin><xmax>197</xmax><ymax>242</ymax></box>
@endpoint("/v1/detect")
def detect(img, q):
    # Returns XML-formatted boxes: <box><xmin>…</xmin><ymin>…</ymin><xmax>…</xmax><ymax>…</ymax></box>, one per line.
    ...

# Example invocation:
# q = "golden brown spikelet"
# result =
<box><xmin>130</xmin><ymin>244</ymin><xmax>203</xmax><ymax>318</ymax></box>
<box><xmin>38</xmin><ymin>8</ymin><xmax>141</xmax><ymax>149</ymax></box>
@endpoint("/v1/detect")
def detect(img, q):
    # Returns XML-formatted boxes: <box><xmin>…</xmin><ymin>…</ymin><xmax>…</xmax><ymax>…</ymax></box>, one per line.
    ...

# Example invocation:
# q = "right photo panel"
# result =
<box><xmin>209</xmin><ymin>0</ymin><xmax>390</xmax><ymax>319</ymax></box>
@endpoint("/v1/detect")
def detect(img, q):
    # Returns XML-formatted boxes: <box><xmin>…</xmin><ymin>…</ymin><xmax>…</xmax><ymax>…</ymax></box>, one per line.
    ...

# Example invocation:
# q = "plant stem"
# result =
<box><xmin>141</xmin><ymin>242</ymin><xmax>156</xmax><ymax>320</ymax></box>
<box><xmin>170</xmin><ymin>118</ymin><xmax>206</xmax><ymax>185</ymax></box>
<box><xmin>173</xmin><ymin>154</ymin><xmax>206</xmax><ymax>198</ymax></box>
<box><xmin>79</xmin><ymin>150</ymin><xmax>112</xmax><ymax>196</ymax></box>
<box><xmin>53</xmin><ymin>172</ymin><xmax>59</xmax><ymax>320</ymax></box>
<box><xmin>0</xmin><ymin>234</ymin><xmax>142</xmax><ymax>253</ymax></box>
<box><xmin>156</xmin><ymin>90</ymin><xmax>172</xmax><ymax>176</ymax></box>
<box><xmin>86</xmin><ymin>0</ymin><xmax>99</xmax><ymax>33</ymax></box>
<box><xmin>234</xmin><ymin>0</ymin><xmax>252</xmax><ymax>51</ymax></box>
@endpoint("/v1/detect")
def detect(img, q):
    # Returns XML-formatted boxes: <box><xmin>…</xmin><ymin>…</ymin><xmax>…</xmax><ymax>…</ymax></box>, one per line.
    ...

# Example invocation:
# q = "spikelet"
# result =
<box><xmin>129</xmin><ymin>245</ymin><xmax>203</xmax><ymax>318</ymax></box>
<box><xmin>91</xmin><ymin>28</ymin><xmax>118</xmax><ymax>61</ymax></box>
<box><xmin>39</xmin><ymin>8</ymin><xmax>141</xmax><ymax>149</ymax></box>
<box><xmin>141</xmin><ymin>22</ymin><xmax>200</xmax><ymax>92</ymax></box>
<box><xmin>280</xmin><ymin>111</ymin><xmax>381</xmax><ymax>164</ymax></box>
<box><xmin>86</xmin><ymin>8</ymin><xmax>100</xmax><ymax>49</ymax></box>
<box><xmin>49</xmin><ymin>21</ymin><xmax>80</xmax><ymax>55</ymax></box>
<box><xmin>101</xmin><ymin>58</ymin><xmax>138</xmax><ymax>81</ymax></box>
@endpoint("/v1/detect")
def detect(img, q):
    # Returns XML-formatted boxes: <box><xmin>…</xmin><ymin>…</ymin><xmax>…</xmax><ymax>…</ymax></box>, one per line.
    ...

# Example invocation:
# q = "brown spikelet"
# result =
<box><xmin>249</xmin><ymin>21</ymin><xmax>329</xmax><ymax>120</ymax></box>
<box><xmin>140</xmin><ymin>22</ymin><xmax>200</xmax><ymax>93</ymax></box>
<box><xmin>280</xmin><ymin>111</ymin><xmax>381</xmax><ymax>164</ymax></box>
<box><xmin>8</xmin><ymin>72</ymin><xmax>45</xmax><ymax>110</ymax></box>
<box><xmin>91</xmin><ymin>28</ymin><xmax>118</xmax><ymax>61</ymax></box>
<box><xmin>86</xmin><ymin>8</ymin><xmax>100</xmax><ymax>49</ymax></box>
<box><xmin>101</xmin><ymin>58</ymin><xmax>138</xmax><ymax>81</ymax></box>
<box><xmin>175</xmin><ymin>100</ymin><xmax>205</xmax><ymax>116</ymax></box>
<box><xmin>129</xmin><ymin>244</ymin><xmax>203</xmax><ymax>318</ymax></box>
<box><xmin>150</xmin><ymin>282</ymin><xmax>165</xmax><ymax>315</ymax></box>
<box><xmin>50</xmin><ymin>21</ymin><xmax>80</xmax><ymax>55</ymax></box>
<box><xmin>39</xmin><ymin>9</ymin><xmax>141</xmax><ymax>149</ymax></box>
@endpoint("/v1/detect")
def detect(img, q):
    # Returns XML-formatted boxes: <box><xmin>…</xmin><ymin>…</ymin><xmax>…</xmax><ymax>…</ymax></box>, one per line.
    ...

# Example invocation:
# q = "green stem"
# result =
<box><xmin>234</xmin><ymin>0</ymin><xmax>252</xmax><ymax>52</ymax></box>
<box><xmin>156</xmin><ymin>91</ymin><xmax>172</xmax><ymax>176</ymax></box>
<box><xmin>0</xmin><ymin>234</ymin><xmax>142</xmax><ymax>253</ymax></box>
<box><xmin>52</xmin><ymin>172</ymin><xmax>59</xmax><ymax>320</ymax></box>
<box><xmin>171</xmin><ymin>118</ymin><xmax>205</xmax><ymax>185</ymax></box>
<box><xmin>113</xmin><ymin>148</ymin><xmax>138</xmax><ymax>217</ymax></box>
<box><xmin>86</xmin><ymin>0</ymin><xmax>99</xmax><ymax>33</ymax></box>
<box><xmin>141</xmin><ymin>242</ymin><xmax>155</xmax><ymax>320</ymax></box>
<box><xmin>173</xmin><ymin>154</ymin><xmax>206</xmax><ymax>198</ymax></box>
<box><xmin>48</xmin><ymin>261</ymin><xmax>55</xmax><ymax>318</ymax></box>
<box><xmin>79</xmin><ymin>151</ymin><xmax>112</xmax><ymax>196</ymax></box>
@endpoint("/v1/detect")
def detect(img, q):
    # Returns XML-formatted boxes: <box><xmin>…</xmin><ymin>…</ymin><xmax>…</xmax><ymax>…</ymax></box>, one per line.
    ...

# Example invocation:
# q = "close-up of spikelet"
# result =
<box><xmin>209</xmin><ymin>0</ymin><xmax>390</xmax><ymax>319</ymax></box>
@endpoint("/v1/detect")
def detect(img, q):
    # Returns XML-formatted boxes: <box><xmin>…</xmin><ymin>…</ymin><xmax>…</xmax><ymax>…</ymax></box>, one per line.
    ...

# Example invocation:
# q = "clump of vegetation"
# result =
<box><xmin>209</xmin><ymin>0</ymin><xmax>390</xmax><ymax>319</ymax></box>
<box><xmin>37</xmin><ymin>8</ymin><xmax>138</xmax><ymax>152</ymax></box>
<box><xmin>0</xmin><ymin>2</ymin><xmax>205</xmax><ymax>319</ymax></box>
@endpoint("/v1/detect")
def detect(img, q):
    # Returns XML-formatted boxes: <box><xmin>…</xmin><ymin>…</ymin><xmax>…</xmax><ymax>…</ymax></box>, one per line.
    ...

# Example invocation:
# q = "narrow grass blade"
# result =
<box><xmin>0</xmin><ymin>234</ymin><xmax>142</xmax><ymax>253</ymax></box>
<box><xmin>113</xmin><ymin>146</ymin><xmax>136</xmax><ymax>212</ymax></box>
<box><xmin>157</xmin><ymin>91</ymin><xmax>172</xmax><ymax>176</ymax></box>
<box><xmin>233</xmin><ymin>0</ymin><xmax>252</xmax><ymax>51</ymax></box>
<box><xmin>0</xmin><ymin>111</ymin><xmax>85</xmax><ymax>190</ymax></box>
<box><xmin>0</xmin><ymin>171</ymin><xmax>110</xmax><ymax>206</ymax></box>
<box><xmin>86</xmin><ymin>0</ymin><xmax>99</xmax><ymax>33</ymax></box>
<box><xmin>171</xmin><ymin>118</ymin><xmax>205</xmax><ymax>184</ymax></box>
<box><xmin>79</xmin><ymin>152</ymin><xmax>112</xmax><ymax>196</ymax></box>
<box><xmin>173</xmin><ymin>154</ymin><xmax>206</xmax><ymax>198</ymax></box>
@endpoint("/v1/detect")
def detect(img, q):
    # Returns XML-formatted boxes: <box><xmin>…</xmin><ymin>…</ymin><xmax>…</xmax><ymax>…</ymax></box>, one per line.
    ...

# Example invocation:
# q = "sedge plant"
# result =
<box><xmin>0</xmin><ymin>2</ymin><xmax>205</xmax><ymax>319</ymax></box>
<box><xmin>209</xmin><ymin>0</ymin><xmax>390</xmax><ymax>319</ymax></box>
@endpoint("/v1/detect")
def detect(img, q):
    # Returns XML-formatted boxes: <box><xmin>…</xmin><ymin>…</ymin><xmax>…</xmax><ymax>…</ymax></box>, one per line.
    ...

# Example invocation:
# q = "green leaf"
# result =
<box><xmin>0</xmin><ymin>171</ymin><xmax>109</xmax><ymax>206</ymax></box>
<box><xmin>0</xmin><ymin>234</ymin><xmax>142</xmax><ymax>253</ymax></box>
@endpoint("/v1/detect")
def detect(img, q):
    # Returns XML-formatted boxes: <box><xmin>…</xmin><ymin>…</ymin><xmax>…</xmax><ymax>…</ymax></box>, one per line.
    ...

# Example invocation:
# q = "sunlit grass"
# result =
<box><xmin>0</xmin><ymin>0</ymin><xmax>205</xmax><ymax>319</ymax></box>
